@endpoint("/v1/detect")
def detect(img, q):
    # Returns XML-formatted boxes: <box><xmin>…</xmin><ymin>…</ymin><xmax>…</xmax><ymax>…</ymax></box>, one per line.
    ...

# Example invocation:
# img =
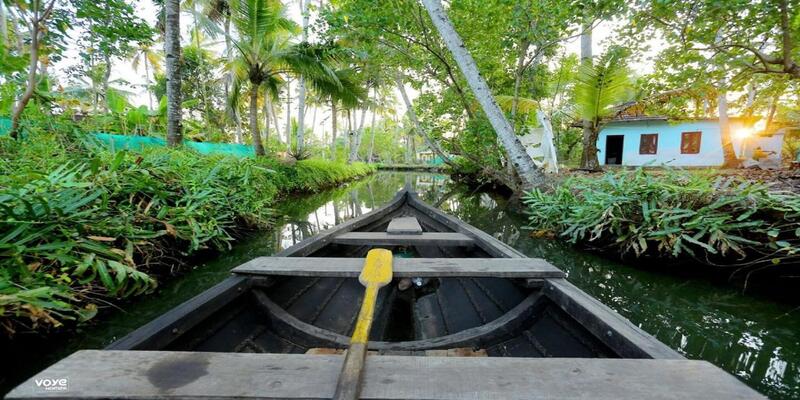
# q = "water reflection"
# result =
<box><xmin>4</xmin><ymin>172</ymin><xmax>799</xmax><ymax>399</ymax></box>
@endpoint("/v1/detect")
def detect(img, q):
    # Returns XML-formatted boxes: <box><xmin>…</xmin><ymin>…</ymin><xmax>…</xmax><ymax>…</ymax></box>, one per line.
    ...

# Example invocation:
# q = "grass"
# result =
<box><xmin>524</xmin><ymin>168</ymin><xmax>800</xmax><ymax>275</ymax></box>
<box><xmin>0</xmin><ymin>126</ymin><xmax>375</xmax><ymax>335</ymax></box>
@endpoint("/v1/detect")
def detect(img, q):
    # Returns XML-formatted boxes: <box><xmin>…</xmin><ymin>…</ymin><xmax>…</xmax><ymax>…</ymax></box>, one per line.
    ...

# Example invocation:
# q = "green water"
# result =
<box><xmin>3</xmin><ymin>171</ymin><xmax>799</xmax><ymax>398</ymax></box>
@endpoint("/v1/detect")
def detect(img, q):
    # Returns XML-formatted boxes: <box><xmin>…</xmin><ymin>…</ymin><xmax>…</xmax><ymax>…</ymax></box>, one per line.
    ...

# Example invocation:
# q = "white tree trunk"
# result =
<box><xmin>368</xmin><ymin>88</ymin><xmax>378</xmax><ymax>162</ymax></box>
<box><xmin>285</xmin><ymin>81</ymin><xmax>292</xmax><ymax>152</ymax></box>
<box><xmin>165</xmin><ymin>0</ymin><xmax>182</xmax><ymax>146</ymax></box>
<box><xmin>296</xmin><ymin>0</ymin><xmax>309</xmax><ymax>154</ymax></box>
<box><xmin>421</xmin><ymin>0</ymin><xmax>544</xmax><ymax>190</ymax></box>
<box><xmin>715</xmin><ymin>30</ymin><xmax>738</xmax><ymax>167</ymax></box>
<box><xmin>349</xmin><ymin>106</ymin><xmax>367</xmax><ymax>163</ymax></box>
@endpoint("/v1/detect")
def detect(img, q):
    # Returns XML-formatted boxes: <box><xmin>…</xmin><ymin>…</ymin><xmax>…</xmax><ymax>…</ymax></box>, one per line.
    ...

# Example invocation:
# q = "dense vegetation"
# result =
<box><xmin>525</xmin><ymin>169</ymin><xmax>800</xmax><ymax>278</ymax></box>
<box><xmin>0</xmin><ymin>125</ymin><xmax>374</xmax><ymax>335</ymax></box>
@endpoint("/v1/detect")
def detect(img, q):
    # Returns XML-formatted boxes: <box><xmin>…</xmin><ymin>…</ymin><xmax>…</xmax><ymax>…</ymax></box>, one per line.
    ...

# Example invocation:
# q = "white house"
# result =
<box><xmin>596</xmin><ymin>117</ymin><xmax>762</xmax><ymax>167</ymax></box>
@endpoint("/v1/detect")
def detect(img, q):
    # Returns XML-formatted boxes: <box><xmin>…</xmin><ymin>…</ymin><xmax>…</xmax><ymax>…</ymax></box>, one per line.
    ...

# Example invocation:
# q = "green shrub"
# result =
<box><xmin>0</xmin><ymin>128</ymin><xmax>375</xmax><ymax>334</ymax></box>
<box><xmin>524</xmin><ymin>168</ymin><xmax>800</xmax><ymax>268</ymax></box>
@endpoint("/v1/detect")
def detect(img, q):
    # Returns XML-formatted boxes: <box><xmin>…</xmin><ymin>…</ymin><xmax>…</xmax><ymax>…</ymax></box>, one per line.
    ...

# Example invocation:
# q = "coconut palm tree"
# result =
<box><xmin>227</xmin><ymin>0</ymin><xmax>341</xmax><ymax>156</ymax></box>
<box><xmin>573</xmin><ymin>49</ymin><xmax>632</xmax><ymax>171</ymax></box>
<box><xmin>131</xmin><ymin>43</ymin><xmax>163</xmax><ymax>110</ymax></box>
<box><xmin>164</xmin><ymin>0</ymin><xmax>182</xmax><ymax>146</ymax></box>
<box><xmin>308</xmin><ymin>67</ymin><xmax>365</xmax><ymax>160</ymax></box>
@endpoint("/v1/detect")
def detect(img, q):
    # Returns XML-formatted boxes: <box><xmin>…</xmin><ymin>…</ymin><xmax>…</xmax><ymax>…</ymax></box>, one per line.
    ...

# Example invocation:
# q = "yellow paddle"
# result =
<box><xmin>333</xmin><ymin>248</ymin><xmax>393</xmax><ymax>400</ymax></box>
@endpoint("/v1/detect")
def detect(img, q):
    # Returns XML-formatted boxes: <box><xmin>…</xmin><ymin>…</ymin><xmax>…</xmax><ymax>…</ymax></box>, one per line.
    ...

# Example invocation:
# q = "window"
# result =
<box><xmin>639</xmin><ymin>133</ymin><xmax>658</xmax><ymax>154</ymax></box>
<box><xmin>681</xmin><ymin>131</ymin><xmax>702</xmax><ymax>154</ymax></box>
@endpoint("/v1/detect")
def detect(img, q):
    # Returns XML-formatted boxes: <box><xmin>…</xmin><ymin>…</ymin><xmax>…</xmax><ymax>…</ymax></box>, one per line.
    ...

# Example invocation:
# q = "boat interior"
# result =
<box><xmin>110</xmin><ymin>190</ymin><xmax>647</xmax><ymax>359</ymax></box>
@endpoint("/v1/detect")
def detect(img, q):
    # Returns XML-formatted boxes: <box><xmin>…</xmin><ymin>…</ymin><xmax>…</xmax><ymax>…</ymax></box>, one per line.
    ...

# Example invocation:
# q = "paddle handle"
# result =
<box><xmin>333</xmin><ymin>284</ymin><xmax>379</xmax><ymax>400</ymax></box>
<box><xmin>333</xmin><ymin>342</ymin><xmax>368</xmax><ymax>400</ymax></box>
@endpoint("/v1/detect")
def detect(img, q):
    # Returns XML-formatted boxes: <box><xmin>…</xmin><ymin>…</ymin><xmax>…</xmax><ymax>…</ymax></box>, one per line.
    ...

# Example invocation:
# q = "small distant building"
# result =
<box><xmin>597</xmin><ymin>117</ymin><xmax>765</xmax><ymax>167</ymax></box>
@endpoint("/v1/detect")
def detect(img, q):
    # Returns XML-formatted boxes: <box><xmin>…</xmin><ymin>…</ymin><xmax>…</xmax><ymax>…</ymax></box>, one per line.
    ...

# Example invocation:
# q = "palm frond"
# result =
<box><xmin>574</xmin><ymin>52</ymin><xmax>632</xmax><ymax>124</ymax></box>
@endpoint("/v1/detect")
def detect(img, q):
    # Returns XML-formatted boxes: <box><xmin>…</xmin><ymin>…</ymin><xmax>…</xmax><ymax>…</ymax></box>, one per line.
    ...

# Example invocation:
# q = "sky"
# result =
<box><xmin>50</xmin><ymin>1</ymin><xmax>662</xmax><ymax>141</ymax></box>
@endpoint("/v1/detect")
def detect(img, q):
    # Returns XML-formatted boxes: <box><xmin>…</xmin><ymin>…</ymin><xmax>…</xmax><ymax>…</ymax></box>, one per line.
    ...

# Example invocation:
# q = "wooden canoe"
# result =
<box><xmin>6</xmin><ymin>188</ymin><xmax>765</xmax><ymax>399</ymax></box>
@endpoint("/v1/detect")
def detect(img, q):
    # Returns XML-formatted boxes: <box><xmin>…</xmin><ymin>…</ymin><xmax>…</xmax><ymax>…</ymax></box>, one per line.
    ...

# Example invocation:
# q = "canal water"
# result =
<box><xmin>4</xmin><ymin>171</ymin><xmax>799</xmax><ymax>398</ymax></box>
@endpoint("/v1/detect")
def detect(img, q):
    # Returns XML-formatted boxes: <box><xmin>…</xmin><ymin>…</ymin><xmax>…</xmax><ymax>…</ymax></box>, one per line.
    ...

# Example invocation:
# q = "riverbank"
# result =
<box><xmin>0</xmin><ymin>129</ymin><xmax>375</xmax><ymax>336</ymax></box>
<box><xmin>523</xmin><ymin>168</ymin><xmax>800</xmax><ymax>297</ymax></box>
<box><xmin>377</xmin><ymin>164</ymin><xmax>447</xmax><ymax>172</ymax></box>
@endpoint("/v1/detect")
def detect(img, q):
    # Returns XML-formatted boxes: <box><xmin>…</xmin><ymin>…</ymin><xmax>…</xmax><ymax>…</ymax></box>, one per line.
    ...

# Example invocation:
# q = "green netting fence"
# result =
<box><xmin>0</xmin><ymin>117</ymin><xmax>255</xmax><ymax>158</ymax></box>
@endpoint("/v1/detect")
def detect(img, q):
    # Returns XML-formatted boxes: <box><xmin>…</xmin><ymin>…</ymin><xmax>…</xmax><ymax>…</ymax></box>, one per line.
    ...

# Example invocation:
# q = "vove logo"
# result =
<box><xmin>34</xmin><ymin>378</ymin><xmax>68</xmax><ymax>391</ymax></box>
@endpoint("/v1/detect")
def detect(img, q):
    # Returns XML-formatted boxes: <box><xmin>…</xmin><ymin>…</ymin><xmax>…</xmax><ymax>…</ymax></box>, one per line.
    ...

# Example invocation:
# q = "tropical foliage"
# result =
<box><xmin>525</xmin><ymin>169</ymin><xmax>800</xmax><ymax>275</ymax></box>
<box><xmin>0</xmin><ymin>124</ymin><xmax>374</xmax><ymax>334</ymax></box>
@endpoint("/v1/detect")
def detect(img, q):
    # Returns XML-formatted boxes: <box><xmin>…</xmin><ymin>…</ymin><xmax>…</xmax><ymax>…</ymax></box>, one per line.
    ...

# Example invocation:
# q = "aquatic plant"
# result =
<box><xmin>0</xmin><ymin>128</ymin><xmax>375</xmax><ymax>335</ymax></box>
<box><xmin>524</xmin><ymin>168</ymin><xmax>800</xmax><ymax>274</ymax></box>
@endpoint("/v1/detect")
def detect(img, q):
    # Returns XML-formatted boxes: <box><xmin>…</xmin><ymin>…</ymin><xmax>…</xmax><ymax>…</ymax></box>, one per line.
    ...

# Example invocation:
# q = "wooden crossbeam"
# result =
<box><xmin>7</xmin><ymin>350</ymin><xmax>764</xmax><ymax>399</ymax></box>
<box><xmin>232</xmin><ymin>257</ymin><xmax>565</xmax><ymax>278</ymax></box>
<box><xmin>331</xmin><ymin>232</ymin><xmax>473</xmax><ymax>246</ymax></box>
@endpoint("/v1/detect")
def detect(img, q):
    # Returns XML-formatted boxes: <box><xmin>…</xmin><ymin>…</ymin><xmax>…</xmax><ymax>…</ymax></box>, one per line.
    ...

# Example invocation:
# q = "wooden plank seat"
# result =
<box><xmin>232</xmin><ymin>257</ymin><xmax>565</xmax><ymax>278</ymax></box>
<box><xmin>386</xmin><ymin>216</ymin><xmax>423</xmax><ymax>235</ymax></box>
<box><xmin>331</xmin><ymin>232</ymin><xmax>474</xmax><ymax>246</ymax></box>
<box><xmin>7</xmin><ymin>350</ymin><xmax>765</xmax><ymax>399</ymax></box>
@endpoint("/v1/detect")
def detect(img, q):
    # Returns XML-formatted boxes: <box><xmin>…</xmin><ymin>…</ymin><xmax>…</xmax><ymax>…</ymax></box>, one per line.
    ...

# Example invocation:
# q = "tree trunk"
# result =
<box><xmin>368</xmin><ymin>88</ymin><xmax>378</xmax><ymax>162</ymax></box>
<box><xmin>296</xmin><ymin>0</ymin><xmax>309</xmax><ymax>155</ymax></box>
<box><xmin>263</xmin><ymin>88</ymin><xmax>270</xmax><ymax>147</ymax></box>
<box><xmin>269</xmin><ymin>98</ymin><xmax>281</xmax><ymax>144</ymax></box>
<box><xmin>405</xmin><ymin>128</ymin><xmax>412</xmax><ymax>164</ymax></box>
<box><xmin>224</xmin><ymin>12</ymin><xmax>243</xmax><ymax>144</ymax></box>
<box><xmin>349</xmin><ymin>107</ymin><xmax>367</xmax><ymax>163</ymax></box>
<box><xmin>144</xmin><ymin>54</ymin><xmax>153</xmax><ymax>110</ymax></box>
<box><xmin>285</xmin><ymin>81</ymin><xmax>292</xmax><ymax>152</ymax></box>
<box><xmin>330</xmin><ymin>101</ymin><xmax>338</xmax><ymax>158</ymax></box>
<box><xmin>396</xmin><ymin>74</ymin><xmax>455</xmax><ymax>168</ymax></box>
<box><xmin>579</xmin><ymin>23</ymin><xmax>600</xmax><ymax>171</ymax></box>
<box><xmin>10</xmin><ymin>4</ymin><xmax>44</xmax><ymax>139</ymax></box>
<box><xmin>510</xmin><ymin>39</ymin><xmax>530</xmax><ymax>125</ymax></box>
<box><xmin>102</xmin><ymin>55</ymin><xmax>112</xmax><ymax>113</ymax></box>
<box><xmin>165</xmin><ymin>0</ymin><xmax>183</xmax><ymax>146</ymax></box>
<box><xmin>421</xmin><ymin>0</ymin><xmax>544</xmax><ymax>191</ymax></box>
<box><xmin>250</xmin><ymin>84</ymin><xmax>265</xmax><ymax>156</ymax></box>
<box><xmin>715</xmin><ymin>30</ymin><xmax>738</xmax><ymax>168</ymax></box>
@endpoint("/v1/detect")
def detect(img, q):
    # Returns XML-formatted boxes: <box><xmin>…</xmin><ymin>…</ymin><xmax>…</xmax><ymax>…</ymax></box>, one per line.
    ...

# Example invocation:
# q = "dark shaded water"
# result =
<box><xmin>3</xmin><ymin>171</ymin><xmax>799</xmax><ymax>399</ymax></box>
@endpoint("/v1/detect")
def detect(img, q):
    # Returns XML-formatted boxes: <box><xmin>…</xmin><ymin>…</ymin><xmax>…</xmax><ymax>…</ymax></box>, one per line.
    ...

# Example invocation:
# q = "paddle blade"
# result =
<box><xmin>359</xmin><ymin>249</ymin><xmax>393</xmax><ymax>287</ymax></box>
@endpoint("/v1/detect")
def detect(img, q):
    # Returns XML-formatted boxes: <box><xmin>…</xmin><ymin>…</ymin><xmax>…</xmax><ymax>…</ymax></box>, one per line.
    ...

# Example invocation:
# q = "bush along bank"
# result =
<box><xmin>0</xmin><ymin>129</ymin><xmax>375</xmax><ymax>335</ymax></box>
<box><xmin>524</xmin><ymin>168</ymin><xmax>800</xmax><ymax>285</ymax></box>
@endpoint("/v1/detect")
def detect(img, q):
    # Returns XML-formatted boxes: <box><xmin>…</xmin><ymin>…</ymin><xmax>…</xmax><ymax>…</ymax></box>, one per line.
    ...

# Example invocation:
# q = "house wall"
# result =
<box><xmin>597</xmin><ymin>120</ymin><xmax>747</xmax><ymax>167</ymax></box>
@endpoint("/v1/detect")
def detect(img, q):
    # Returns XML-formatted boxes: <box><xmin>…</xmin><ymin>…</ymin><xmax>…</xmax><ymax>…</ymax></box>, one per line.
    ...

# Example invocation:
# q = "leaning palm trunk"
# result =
<box><xmin>165</xmin><ymin>0</ymin><xmax>182</xmax><ymax>146</ymax></box>
<box><xmin>250</xmin><ymin>85</ymin><xmax>265</xmax><ymax>156</ymax></box>
<box><xmin>395</xmin><ymin>74</ymin><xmax>455</xmax><ymax>168</ymax></box>
<box><xmin>421</xmin><ymin>0</ymin><xmax>544</xmax><ymax>191</ymax></box>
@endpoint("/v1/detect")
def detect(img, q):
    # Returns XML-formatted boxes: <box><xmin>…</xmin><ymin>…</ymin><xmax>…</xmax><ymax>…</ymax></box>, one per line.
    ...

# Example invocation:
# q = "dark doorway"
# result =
<box><xmin>605</xmin><ymin>135</ymin><xmax>624</xmax><ymax>165</ymax></box>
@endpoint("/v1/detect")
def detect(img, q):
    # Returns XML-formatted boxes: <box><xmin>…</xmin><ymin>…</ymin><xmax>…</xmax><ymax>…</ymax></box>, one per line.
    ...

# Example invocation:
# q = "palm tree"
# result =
<box><xmin>420</xmin><ymin>0</ymin><xmax>545</xmax><ymax>191</ymax></box>
<box><xmin>227</xmin><ymin>0</ymin><xmax>340</xmax><ymax>156</ymax></box>
<box><xmin>308</xmin><ymin>67</ymin><xmax>365</xmax><ymax>160</ymax></box>
<box><xmin>131</xmin><ymin>43</ymin><xmax>163</xmax><ymax>111</ymax></box>
<box><xmin>164</xmin><ymin>0</ymin><xmax>182</xmax><ymax>146</ymax></box>
<box><xmin>573</xmin><ymin>49</ymin><xmax>632</xmax><ymax>171</ymax></box>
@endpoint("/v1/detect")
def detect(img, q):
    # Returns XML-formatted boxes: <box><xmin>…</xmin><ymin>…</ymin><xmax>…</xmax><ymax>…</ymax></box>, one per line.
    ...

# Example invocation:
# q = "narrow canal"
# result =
<box><xmin>4</xmin><ymin>171</ymin><xmax>799</xmax><ymax>398</ymax></box>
